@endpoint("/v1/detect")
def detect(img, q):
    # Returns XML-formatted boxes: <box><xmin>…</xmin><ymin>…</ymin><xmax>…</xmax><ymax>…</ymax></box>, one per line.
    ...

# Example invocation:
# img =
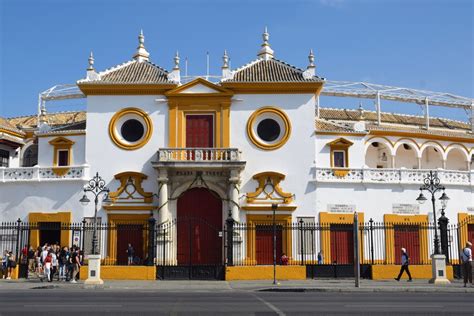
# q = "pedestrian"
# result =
<box><xmin>51</xmin><ymin>250</ymin><xmax>58</xmax><ymax>281</ymax></box>
<box><xmin>280</xmin><ymin>253</ymin><xmax>289</xmax><ymax>265</ymax></box>
<box><xmin>27</xmin><ymin>246</ymin><xmax>35</xmax><ymax>275</ymax></box>
<box><xmin>1</xmin><ymin>250</ymin><xmax>7</xmax><ymax>279</ymax></box>
<box><xmin>58</xmin><ymin>246</ymin><xmax>69</xmax><ymax>281</ymax></box>
<box><xmin>461</xmin><ymin>241</ymin><xmax>472</xmax><ymax>287</ymax></box>
<box><xmin>70</xmin><ymin>247</ymin><xmax>80</xmax><ymax>283</ymax></box>
<box><xmin>44</xmin><ymin>252</ymin><xmax>53</xmax><ymax>282</ymax></box>
<box><xmin>6</xmin><ymin>251</ymin><xmax>16</xmax><ymax>280</ymax></box>
<box><xmin>395</xmin><ymin>247</ymin><xmax>412</xmax><ymax>282</ymax></box>
<box><xmin>317</xmin><ymin>250</ymin><xmax>324</xmax><ymax>265</ymax></box>
<box><xmin>126</xmin><ymin>243</ymin><xmax>135</xmax><ymax>265</ymax></box>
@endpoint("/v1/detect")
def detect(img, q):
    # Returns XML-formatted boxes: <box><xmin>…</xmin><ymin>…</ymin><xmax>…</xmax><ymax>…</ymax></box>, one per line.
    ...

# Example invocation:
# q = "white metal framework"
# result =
<box><xmin>38</xmin><ymin>80</ymin><xmax>474</xmax><ymax>130</ymax></box>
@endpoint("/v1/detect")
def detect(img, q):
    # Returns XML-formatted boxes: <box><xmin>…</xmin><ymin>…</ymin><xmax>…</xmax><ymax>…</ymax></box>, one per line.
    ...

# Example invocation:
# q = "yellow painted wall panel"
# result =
<box><xmin>225</xmin><ymin>266</ymin><xmax>306</xmax><ymax>281</ymax></box>
<box><xmin>371</xmin><ymin>265</ymin><xmax>453</xmax><ymax>280</ymax></box>
<box><xmin>79</xmin><ymin>266</ymin><xmax>155</xmax><ymax>280</ymax></box>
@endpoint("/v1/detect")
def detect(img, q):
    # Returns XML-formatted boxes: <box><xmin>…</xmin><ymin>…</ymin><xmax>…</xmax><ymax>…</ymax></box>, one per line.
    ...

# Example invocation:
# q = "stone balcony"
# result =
<box><xmin>153</xmin><ymin>148</ymin><xmax>246</xmax><ymax>170</ymax></box>
<box><xmin>0</xmin><ymin>165</ymin><xmax>89</xmax><ymax>182</ymax></box>
<box><xmin>314</xmin><ymin>167</ymin><xmax>473</xmax><ymax>187</ymax></box>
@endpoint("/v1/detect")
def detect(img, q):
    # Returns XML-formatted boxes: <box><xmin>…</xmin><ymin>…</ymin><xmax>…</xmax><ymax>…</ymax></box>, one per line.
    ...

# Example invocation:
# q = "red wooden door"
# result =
<box><xmin>330</xmin><ymin>224</ymin><xmax>353</xmax><ymax>264</ymax></box>
<box><xmin>468</xmin><ymin>224</ymin><xmax>474</xmax><ymax>247</ymax></box>
<box><xmin>394</xmin><ymin>225</ymin><xmax>420</xmax><ymax>265</ymax></box>
<box><xmin>177</xmin><ymin>188</ymin><xmax>222</xmax><ymax>265</ymax></box>
<box><xmin>117</xmin><ymin>224</ymin><xmax>143</xmax><ymax>265</ymax></box>
<box><xmin>186</xmin><ymin>115</ymin><xmax>214</xmax><ymax>148</ymax></box>
<box><xmin>256</xmin><ymin>225</ymin><xmax>282</xmax><ymax>265</ymax></box>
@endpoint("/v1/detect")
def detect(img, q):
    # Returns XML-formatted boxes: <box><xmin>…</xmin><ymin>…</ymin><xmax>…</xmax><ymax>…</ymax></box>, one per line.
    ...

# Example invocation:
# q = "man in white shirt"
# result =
<box><xmin>461</xmin><ymin>241</ymin><xmax>472</xmax><ymax>287</ymax></box>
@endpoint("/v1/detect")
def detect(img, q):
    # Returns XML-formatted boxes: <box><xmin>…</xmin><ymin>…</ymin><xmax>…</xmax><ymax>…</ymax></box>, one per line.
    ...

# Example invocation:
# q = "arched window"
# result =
<box><xmin>22</xmin><ymin>144</ymin><xmax>38</xmax><ymax>167</ymax></box>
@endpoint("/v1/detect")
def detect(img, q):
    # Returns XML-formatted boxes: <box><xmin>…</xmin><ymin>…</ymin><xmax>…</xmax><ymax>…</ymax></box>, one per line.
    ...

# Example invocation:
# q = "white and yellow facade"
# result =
<box><xmin>0</xmin><ymin>30</ymin><xmax>473</xmax><ymax>273</ymax></box>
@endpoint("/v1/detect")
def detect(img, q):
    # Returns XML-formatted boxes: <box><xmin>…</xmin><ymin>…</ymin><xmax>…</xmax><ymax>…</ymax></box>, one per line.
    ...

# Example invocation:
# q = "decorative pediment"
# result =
<box><xmin>108</xmin><ymin>171</ymin><xmax>153</xmax><ymax>204</ymax></box>
<box><xmin>327</xmin><ymin>137</ymin><xmax>353</xmax><ymax>148</ymax></box>
<box><xmin>48</xmin><ymin>136</ymin><xmax>75</xmax><ymax>146</ymax></box>
<box><xmin>165</xmin><ymin>78</ymin><xmax>233</xmax><ymax>97</ymax></box>
<box><xmin>246</xmin><ymin>171</ymin><xmax>294</xmax><ymax>205</ymax></box>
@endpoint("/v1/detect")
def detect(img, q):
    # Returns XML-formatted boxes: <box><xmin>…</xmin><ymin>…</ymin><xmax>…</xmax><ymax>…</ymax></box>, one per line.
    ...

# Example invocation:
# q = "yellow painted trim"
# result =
<box><xmin>225</xmin><ymin>266</ymin><xmax>306</xmax><ymax>280</ymax></box>
<box><xmin>246</xmin><ymin>106</ymin><xmax>291</xmax><ymax>151</ymax></box>
<box><xmin>246</xmin><ymin>171</ymin><xmax>294</xmax><ymax>204</ymax></box>
<box><xmin>328</xmin><ymin>137</ymin><xmax>353</xmax><ymax>168</ymax></box>
<box><xmin>28</xmin><ymin>212</ymin><xmax>72</xmax><ymax>248</ymax></box>
<box><xmin>458</xmin><ymin>213</ymin><xmax>474</xmax><ymax>250</ymax></box>
<box><xmin>365</xmin><ymin>136</ymin><xmax>395</xmax><ymax>147</ymax></box>
<box><xmin>221</xmin><ymin>82</ymin><xmax>324</xmax><ymax>94</ymax></box>
<box><xmin>369</xmin><ymin>130</ymin><xmax>474</xmax><ymax>144</ymax></box>
<box><xmin>244</xmin><ymin>214</ymin><xmax>292</xmax><ymax>265</ymax></box>
<box><xmin>37</xmin><ymin>132</ymin><xmax>86</xmax><ymax>138</ymax></box>
<box><xmin>108</xmin><ymin>107</ymin><xmax>153</xmax><ymax>150</ymax></box>
<box><xmin>80</xmin><ymin>266</ymin><xmax>155</xmax><ymax>280</ymax></box>
<box><xmin>241</xmin><ymin>205</ymin><xmax>297</xmax><ymax>211</ymax></box>
<box><xmin>0</xmin><ymin>128</ymin><xmax>25</xmax><ymax>138</ymax></box>
<box><xmin>393</xmin><ymin>137</ymin><xmax>422</xmax><ymax>150</ymax></box>
<box><xmin>106</xmin><ymin>214</ymin><xmax>150</xmax><ymax>266</ymax></box>
<box><xmin>49</xmin><ymin>137</ymin><xmax>74</xmax><ymax>173</ymax></box>
<box><xmin>383</xmin><ymin>214</ymin><xmax>430</xmax><ymax>265</ymax></box>
<box><xmin>319</xmin><ymin>212</ymin><xmax>364</xmax><ymax>264</ymax></box>
<box><xmin>372</xmin><ymin>264</ymin><xmax>453</xmax><ymax>280</ymax></box>
<box><xmin>165</xmin><ymin>77</ymin><xmax>234</xmax><ymax>96</ymax></box>
<box><xmin>77</xmin><ymin>83</ymin><xmax>177</xmax><ymax>96</ymax></box>
<box><xmin>315</xmin><ymin>131</ymin><xmax>367</xmax><ymax>136</ymax></box>
<box><xmin>108</xmin><ymin>171</ymin><xmax>153</xmax><ymax>203</ymax></box>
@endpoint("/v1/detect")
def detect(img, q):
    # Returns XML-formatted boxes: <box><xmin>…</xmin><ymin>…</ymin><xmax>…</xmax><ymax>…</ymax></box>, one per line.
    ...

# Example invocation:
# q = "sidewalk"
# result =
<box><xmin>0</xmin><ymin>278</ymin><xmax>473</xmax><ymax>293</ymax></box>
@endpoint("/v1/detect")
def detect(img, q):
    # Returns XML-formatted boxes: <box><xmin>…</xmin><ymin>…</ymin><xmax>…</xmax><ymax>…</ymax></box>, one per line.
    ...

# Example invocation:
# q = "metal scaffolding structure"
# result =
<box><xmin>38</xmin><ymin>80</ymin><xmax>474</xmax><ymax>131</ymax></box>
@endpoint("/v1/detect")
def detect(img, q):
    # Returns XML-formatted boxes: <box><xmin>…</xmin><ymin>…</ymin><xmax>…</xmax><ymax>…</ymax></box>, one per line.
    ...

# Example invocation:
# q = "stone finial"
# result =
<box><xmin>308</xmin><ymin>49</ymin><xmax>315</xmax><ymax>67</ymax></box>
<box><xmin>222</xmin><ymin>49</ymin><xmax>229</xmax><ymax>69</ymax></box>
<box><xmin>173</xmin><ymin>51</ymin><xmax>180</xmax><ymax>70</ymax></box>
<box><xmin>86</xmin><ymin>51</ymin><xmax>100</xmax><ymax>80</ymax></box>
<box><xmin>133</xmin><ymin>29</ymin><xmax>150</xmax><ymax>62</ymax></box>
<box><xmin>87</xmin><ymin>51</ymin><xmax>95</xmax><ymax>71</ymax></box>
<box><xmin>257</xmin><ymin>26</ymin><xmax>274</xmax><ymax>60</ymax></box>
<box><xmin>358</xmin><ymin>102</ymin><xmax>365</xmax><ymax>120</ymax></box>
<box><xmin>303</xmin><ymin>49</ymin><xmax>316</xmax><ymax>79</ymax></box>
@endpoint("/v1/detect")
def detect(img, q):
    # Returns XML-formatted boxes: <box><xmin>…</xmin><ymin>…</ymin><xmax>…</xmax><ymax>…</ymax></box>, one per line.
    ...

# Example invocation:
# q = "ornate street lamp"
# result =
<box><xmin>416</xmin><ymin>171</ymin><xmax>449</xmax><ymax>255</ymax></box>
<box><xmin>80</xmin><ymin>172</ymin><xmax>110</xmax><ymax>255</ymax></box>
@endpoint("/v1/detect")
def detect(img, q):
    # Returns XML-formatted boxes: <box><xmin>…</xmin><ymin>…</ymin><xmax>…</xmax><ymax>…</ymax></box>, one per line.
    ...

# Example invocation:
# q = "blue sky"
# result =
<box><xmin>0</xmin><ymin>0</ymin><xmax>472</xmax><ymax>121</ymax></box>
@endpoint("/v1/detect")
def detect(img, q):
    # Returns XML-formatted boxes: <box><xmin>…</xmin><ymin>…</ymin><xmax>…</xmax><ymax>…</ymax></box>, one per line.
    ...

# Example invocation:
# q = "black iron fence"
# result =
<box><xmin>1</xmin><ymin>215</ymin><xmax>473</xmax><ymax>273</ymax></box>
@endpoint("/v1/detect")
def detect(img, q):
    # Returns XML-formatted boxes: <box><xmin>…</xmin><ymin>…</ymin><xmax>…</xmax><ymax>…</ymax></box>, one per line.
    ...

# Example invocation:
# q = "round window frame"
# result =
<box><xmin>246</xmin><ymin>107</ymin><xmax>291</xmax><ymax>150</ymax></box>
<box><xmin>108</xmin><ymin>107</ymin><xmax>153</xmax><ymax>150</ymax></box>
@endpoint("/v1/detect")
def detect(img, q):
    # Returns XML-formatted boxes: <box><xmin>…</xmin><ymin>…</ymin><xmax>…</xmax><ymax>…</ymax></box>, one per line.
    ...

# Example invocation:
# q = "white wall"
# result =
<box><xmin>230</xmin><ymin>94</ymin><xmax>317</xmax><ymax>216</ymax></box>
<box><xmin>38</xmin><ymin>135</ymin><xmax>86</xmax><ymax>166</ymax></box>
<box><xmin>395</xmin><ymin>144</ymin><xmax>418</xmax><ymax>169</ymax></box>
<box><xmin>315</xmin><ymin>134</ymin><xmax>366</xmax><ymax>168</ymax></box>
<box><xmin>0</xmin><ymin>144</ymin><xmax>20</xmax><ymax>168</ymax></box>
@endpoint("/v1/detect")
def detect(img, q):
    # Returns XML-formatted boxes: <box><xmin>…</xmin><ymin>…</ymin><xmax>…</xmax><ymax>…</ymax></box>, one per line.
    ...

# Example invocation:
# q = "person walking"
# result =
<box><xmin>6</xmin><ymin>252</ymin><xmax>16</xmax><ymax>280</ymax></box>
<box><xmin>126</xmin><ymin>243</ymin><xmax>135</xmax><ymax>265</ymax></box>
<box><xmin>43</xmin><ymin>252</ymin><xmax>52</xmax><ymax>282</ymax></box>
<box><xmin>58</xmin><ymin>247</ymin><xmax>69</xmax><ymax>281</ymax></box>
<box><xmin>461</xmin><ymin>241</ymin><xmax>472</xmax><ymax>287</ymax></box>
<box><xmin>70</xmin><ymin>247</ymin><xmax>80</xmax><ymax>283</ymax></box>
<box><xmin>27</xmin><ymin>246</ymin><xmax>35</xmax><ymax>275</ymax></box>
<box><xmin>317</xmin><ymin>250</ymin><xmax>324</xmax><ymax>265</ymax></box>
<box><xmin>395</xmin><ymin>247</ymin><xmax>412</xmax><ymax>282</ymax></box>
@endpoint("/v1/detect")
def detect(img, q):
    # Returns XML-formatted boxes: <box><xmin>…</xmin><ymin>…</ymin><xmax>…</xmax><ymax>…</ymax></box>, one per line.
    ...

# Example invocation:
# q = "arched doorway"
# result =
<box><xmin>177</xmin><ymin>187</ymin><xmax>223</xmax><ymax>266</ymax></box>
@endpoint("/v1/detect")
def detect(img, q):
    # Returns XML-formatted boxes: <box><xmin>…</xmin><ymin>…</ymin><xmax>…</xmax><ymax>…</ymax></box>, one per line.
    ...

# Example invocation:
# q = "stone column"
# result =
<box><xmin>390</xmin><ymin>155</ymin><xmax>396</xmax><ymax>168</ymax></box>
<box><xmin>228</xmin><ymin>169</ymin><xmax>240</xmax><ymax>222</ymax></box>
<box><xmin>157</xmin><ymin>169</ymin><xmax>170</xmax><ymax>224</ymax></box>
<box><xmin>417</xmin><ymin>157</ymin><xmax>422</xmax><ymax>169</ymax></box>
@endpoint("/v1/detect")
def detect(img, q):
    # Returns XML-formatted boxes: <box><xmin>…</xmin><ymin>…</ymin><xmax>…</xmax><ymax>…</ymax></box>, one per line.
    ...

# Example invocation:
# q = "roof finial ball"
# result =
<box><xmin>257</xmin><ymin>26</ymin><xmax>274</xmax><ymax>60</ymax></box>
<box><xmin>174</xmin><ymin>51</ymin><xmax>180</xmax><ymax>70</ymax></box>
<box><xmin>308</xmin><ymin>49</ymin><xmax>315</xmax><ymax>68</ymax></box>
<box><xmin>222</xmin><ymin>49</ymin><xmax>229</xmax><ymax>69</ymax></box>
<box><xmin>87</xmin><ymin>51</ymin><xmax>95</xmax><ymax>71</ymax></box>
<box><xmin>133</xmin><ymin>29</ymin><xmax>150</xmax><ymax>62</ymax></box>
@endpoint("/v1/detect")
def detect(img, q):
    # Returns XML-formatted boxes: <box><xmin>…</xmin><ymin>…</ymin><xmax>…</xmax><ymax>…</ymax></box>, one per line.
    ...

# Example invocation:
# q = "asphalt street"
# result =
<box><xmin>0</xmin><ymin>289</ymin><xmax>472</xmax><ymax>315</ymax></box>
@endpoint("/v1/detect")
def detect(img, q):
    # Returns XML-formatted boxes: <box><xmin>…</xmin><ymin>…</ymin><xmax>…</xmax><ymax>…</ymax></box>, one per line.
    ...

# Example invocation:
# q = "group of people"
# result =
<box><xmin>1</xmin><ymin>250</ymin><xmax>17</xmax><ymax>279</ymax></box>
<box><xmin>25</xmin><ymin>243</ymin><xmax>82</xmax><ymax>283</ymax></box>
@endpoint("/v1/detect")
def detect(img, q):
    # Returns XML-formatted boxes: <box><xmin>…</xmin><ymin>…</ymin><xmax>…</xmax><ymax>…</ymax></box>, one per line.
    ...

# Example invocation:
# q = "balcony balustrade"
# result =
<box><xmin>157</xmin><ymin>148</ymin><xmax>241</xmax><ymax>162</ymax></box>
<box><xmin>0</xmin><ymin>165</ymin><xmax>89</xmax><ymax>182</ymax></box>
<box><xmin>314</xmin><ymin>167</ymin><xmax>473</xmax><ymax>186</ymax></box>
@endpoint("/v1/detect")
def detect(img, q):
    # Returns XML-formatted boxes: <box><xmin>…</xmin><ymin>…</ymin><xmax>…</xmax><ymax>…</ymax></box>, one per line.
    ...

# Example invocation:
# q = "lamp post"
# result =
<box><xmin>271</xmin><ymin>203</ymin><xmax>278</xmax><ymax>285</ymax></box>
<box><xmin>416</xmin><ymin>170</ymin><xmax>450</xmax><ymax>284</ymax></box>
<box><xmin>80</xmin><ymin>172</ymin><xmax>110</xmax><ymax>285</ymax></box>
<box><xmin>416</xmin><ymin>171</ymin><xmax>449</xmax><ymax>255</ymax></box>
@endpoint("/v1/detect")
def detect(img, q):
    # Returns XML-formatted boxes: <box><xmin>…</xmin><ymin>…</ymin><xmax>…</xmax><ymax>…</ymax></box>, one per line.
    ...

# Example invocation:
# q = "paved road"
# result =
<box><xmin>0</xmin><ymin>290</ymin><xmax>472</xmax><ymax>315</ymax></box>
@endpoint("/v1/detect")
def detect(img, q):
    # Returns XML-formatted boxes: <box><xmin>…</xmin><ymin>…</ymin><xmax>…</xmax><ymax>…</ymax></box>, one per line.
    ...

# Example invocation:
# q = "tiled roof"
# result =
<box><xmin>222</xmin><ymin>58</ymin><xmax>322</xmax><ymax>83</ymax></box>
<box><xmin>315</xmin><ymin>119</ymin><xmax>361</xmax><ymax>134</ymax></box>
<box><xmin>8</xmin><ymin>111</ymin><xmax>86</xmax><ymax>130</ymax></box>
<box><xmin>0</xmin><ymin>117</ymin><xmax>25</xmax><ymax>136</ymax></box>
<box><xmin>365</xmin><ymin>124</ymin><xmax>473</xmax><ymax>140</ymax></box>
<box><xmin>78</xmin><ymin>60</ymin><xmax>173</xmax><ymax>84</ymax></box>
<box><xmin>319</xmin><ymin>108</ymin><xmax>470</xmax><ymax>131</ymax></box>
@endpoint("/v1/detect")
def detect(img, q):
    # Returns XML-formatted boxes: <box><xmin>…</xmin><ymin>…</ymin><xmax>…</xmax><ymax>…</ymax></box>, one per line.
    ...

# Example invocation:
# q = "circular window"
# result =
<box><xmin>247</xmin><ymin>107</ymin><xmax>291</xmax><ymax>150</ymax></box>
<box><xmin>257</xmin><ymin>119</ymin><xmax>281</xmax><ymax>142</ymax></box>
<box><xmin>121</xmin><ymin>119</ymin><xmax>145</xmax><ymax>142</ymax></box>
<box><xmin>109</xmin><ymin>108</ymin><xmax>153</xmax><ymax>150</ymax></box>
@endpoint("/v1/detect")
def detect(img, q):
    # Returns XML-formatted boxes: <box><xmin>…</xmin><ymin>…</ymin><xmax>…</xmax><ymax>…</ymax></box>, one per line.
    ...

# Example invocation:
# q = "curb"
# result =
<box><xmin>257</xmin><ymin>287</ymin><xmax>474</xmax><ymax>293</ymax></box>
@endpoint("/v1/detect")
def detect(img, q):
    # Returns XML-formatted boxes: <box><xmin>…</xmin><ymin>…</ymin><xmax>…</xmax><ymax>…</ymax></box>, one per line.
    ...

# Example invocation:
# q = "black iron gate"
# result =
<box><xmin>156</xmin><ymin>217</ymin><xmax>225</xmax><ymax>280</ymax></box>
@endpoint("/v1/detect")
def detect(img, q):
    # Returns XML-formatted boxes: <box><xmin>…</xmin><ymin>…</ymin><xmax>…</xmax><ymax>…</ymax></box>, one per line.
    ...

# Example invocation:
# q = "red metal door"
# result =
<box><xmin>394</xmin><ymin>225</ymin><xmax>420</xmax><ymax>265</ymax></box>
<box><xmin>330</xmin><ymin>224</ymin><xmax>354</xmax><ymax>264</ymax></box>
<box><xmin>255</xmin><ymin>225</ymin><xmax>283</xmax><ymax>265</ymax></box>
<box><xmin>186</xmin><ymin>115</ymin><xmax>214</xmax><ymax>148</ymax></box>
<box><xmin>177</xmin><ymin>188</ymin><xmax>222</xmax><ymax>265</ymax></box>
<box><xmin>116</xmin><ymin>224</ymin><xmax>144</xmax><ymax>265</ymax></box>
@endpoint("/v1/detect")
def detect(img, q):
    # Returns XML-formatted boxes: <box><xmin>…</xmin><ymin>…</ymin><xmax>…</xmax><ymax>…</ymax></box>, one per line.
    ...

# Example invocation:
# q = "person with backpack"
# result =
<box><xmin>58</xmin><ymin>246</ymin><xmax>69</xmax><ymax>281</ymax></box>
<box><xmin>394</xmin><ymin>247</ymin><xmax>412</xmax><ymax>282</ymax></box>
<box><xmin>70</xmin><ymin>247</ymin><xmax>80</xmax><ymax>283</ymax></box>
<box><xmin>461</xmin><ymin>241</ymin><xmax>472</xmax><ymax>287</ymax></box>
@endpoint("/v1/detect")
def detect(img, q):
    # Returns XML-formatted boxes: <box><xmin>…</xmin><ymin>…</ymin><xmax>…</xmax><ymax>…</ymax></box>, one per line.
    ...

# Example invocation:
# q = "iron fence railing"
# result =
<box><xmin>1</xmin><ymin>215</ymin><xmax>472</xmax><ymax>273</ymax></box>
